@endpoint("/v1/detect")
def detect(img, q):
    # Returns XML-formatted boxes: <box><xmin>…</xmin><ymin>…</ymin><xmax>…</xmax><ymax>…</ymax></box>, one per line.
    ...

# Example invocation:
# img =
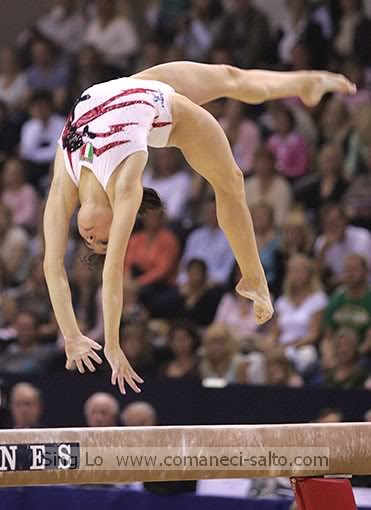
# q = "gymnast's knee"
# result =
<box><xmin>214</xmin><ymin>167</ymin><xmax>245</xmax><ymax>200</ymax></box>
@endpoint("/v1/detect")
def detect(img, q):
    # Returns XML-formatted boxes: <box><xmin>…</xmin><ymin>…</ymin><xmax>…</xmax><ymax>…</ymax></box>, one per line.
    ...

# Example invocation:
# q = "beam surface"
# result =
<box><xmin>0</xmin><ymin>423</ymin><xmax>369</xmax><ymax>486</ymax></box>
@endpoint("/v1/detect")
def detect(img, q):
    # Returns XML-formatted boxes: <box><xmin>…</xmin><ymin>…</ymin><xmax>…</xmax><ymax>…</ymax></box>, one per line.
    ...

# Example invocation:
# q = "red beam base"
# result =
<box><xmin>291</xmin><ymin>477</ymin><xmax>357</xmax><ymax>510</ymax></box>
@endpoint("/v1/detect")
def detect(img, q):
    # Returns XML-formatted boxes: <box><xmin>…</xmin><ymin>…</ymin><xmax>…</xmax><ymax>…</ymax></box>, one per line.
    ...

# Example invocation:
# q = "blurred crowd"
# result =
<box><xmin>0</xmin><ymin>0</ymin><xmax>371</xmax><ymax>393</ymax></box>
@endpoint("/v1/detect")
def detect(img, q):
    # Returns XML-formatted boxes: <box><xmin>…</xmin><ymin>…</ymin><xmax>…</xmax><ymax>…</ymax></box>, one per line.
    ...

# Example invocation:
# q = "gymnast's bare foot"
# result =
<box><xmin>236</xmin><ymin>277</ymin><xmax>274</xmax><ymax>325</ymax></box>
<box><xmin>300</xmin><ymin>71</ymin><xmax>357</xmax><ymax>107</ymax></box>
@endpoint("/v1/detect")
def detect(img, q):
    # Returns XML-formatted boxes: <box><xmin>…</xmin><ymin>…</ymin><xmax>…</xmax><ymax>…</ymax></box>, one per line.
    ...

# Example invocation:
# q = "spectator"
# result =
<box><xmin>121</xmin><ymin>401</ymin><xmax>157</xmax><ymax>427</ymax></box>
<box><xmin>343</xmin><ymin>141</ymin><xmax>371</xmax><ymax>230</ymax></box>
<box><xmin>9</xmin><ymin>382</ymin><xmax>43</xmax><ymax>428</ymax></box>
<box><xmin>15</xmin><ymin>256</ymin><xmax>57</xmax><ymax>343</ymax></box>
<box><xmin>120</xmin><ymin>322</ymin><xmax>156</xmax><ymax>378</ymax></box>
<box><xmin>178</xmin><ymin>197</ymin><xmax>234</xmax><ymax>285</ymax></box>
<box><xmin>268</xmin><ymin>104</ymin><xmax>311</xmax><ymax>181</ymax></box>
<box><xmin>295</xmin><ymin>143</ymin><xmax>348</xmax><ymax>224</ymax></box>
<box><xmin>83</xmin><ymin>0</ymin><xmax>139</xmax><ymax>73</ymax></box>
<box><xmin>245</xmin><ymin>146</ymin><xmax>292</xmax><ymax>228</ymax></box>
<box><xmin>315</xmin><ymin>204</ymin><xmax>371</xmax><ymax>287</ymax></box>
<box><xmin>251</xmin><ymin>203</ymin><xmax>282</xmax><ymax>297</ymax></box>
<box><xmin>135</xmin><ymin>38</ymin><xmax>168</xmax><ymax>73</ymax></box>
<box><xmin>323</xmin><ymin>328</ymin><xmax>368</xmax><ymax>389</ymax></box>
<box><xmin>333</xmin><ymin>0</ymin><xmax>371</xmax><ymax>67</ymax></box>
<box><xmin>152</xmin><ymin>258</ymin><xmax>224</xmax><ymax>326</ymax></box>
<box><xmin>323</xmin><ymin>254</ymin><xmax>371</xmax><ymax>347</ymax></box>
<box><xmin>280</xmin><ymin>210</ymin><xmax>314</xmax><ymax>261</ymax></box>
<box><xmin>318</xmin><ymin>96</ymin><xmax>352</xmax><ymax>152</ymax></box>
<box><xmin>70</xmin><ymin>45</ymin><xmax>112</xmax><ymax>100</ymax></box>
<box><xmin>19</xmin><ymin>91</ymin><xmax>65</xmax><ymax>191</ymax></box>
<box><xmin>314</xmin><ymin>407</ymin><xmax>344</xmax><ymax>423</ymax></box>
<box><xmin>25</xmin><ymin>38</ymin><xmax>70</xmax><ymax>110</ymax></box>
<box><xmin>175</xmin><ymin>0</ymin><xmax>224</xmax><ymax>62</ymax></box>
<box><xmin>142</xmin><ymin>148</ymin><xmax>192</xmax><ymax>222</ymax></box>
<box><xmin>0</xmin><ymin>101</ymin><xmax>19</xmax><ymax>164</ymax></box>
<box><xmin>152</xmin><ymin>0</ymin><xmax>192</xmax><ymax>44</ymax></box>
<box><xmin>269</xmin><ymin>254</ymin><xmax>327</xmax><ymax>374</ymax></box>
<box><xmin>125</xmin><ymin>209</ymin><xmax>180</xmax><ymax>311</ymax></box>
<box><xmin>1</xmin><ymin>157</ymin><xmax>40</xmax><ymax>233</ymax></box>
<box><xmin>121</xmin><ymin>279</ymin><xmax>149</xmax><ymax>326</ymax></box>
<box><xmin>0</xmin><ymin>47</ymin><xmax>27</xmax><ymax>111</ymax></box>
<box><xmin>0</xmin><ymin>204</ymin><xmax>29</xmax><ymax>287</ymax></box>
<box><xmin>84</xmin><ymin>392</ymin><xmax>119</xmax><ymax>427</ymax></box>
<box><xmin>0</xmin><ymin>310</ymin><xmax>56</xmax><ymax>373</ymax></box>
<box><xmin>345</xmin><ymin>102</ymin><xmax>371</xmax><ymax>180</ymax></box>
<box><xmin>275</xmin><ymin>0</ymin><xmax>328</xmax><ymax>68</ymax></box>
<box><xmin>158</xmin><ymin>321</ymin><xmax>200</xmax><ymax>378</ymax></box>
<box><xmin>199</xmin><ymin>323</ymin><xmax>247</xmax><ymax>384</ymax></box>
<box><xmin>213</xmin><ymin>0</ymin><xmax>270</xmax><ymax>68</ymax></box>
<box><xmin>264</xmin><ymin>349</ymin><xmax>303</xmax><ymax>387</ymax></box>
<box><xmin>35</xmin><ymin>0</ymin><xmax>85</xmax><ymax>55</ymax></box>
<box><xmin>0</xmin><ymin>292</ymin><xmax>18</xmax><ymax>345</ymax></box>
<box><xmin>219</xmin><ymin>100</ymin><xmax>261</xmax><ymax>175</ymax></box>
<box><xmin>364</xmin><ymin>409</ymin><xmax>371</xmax><ymax>422</ymax></box>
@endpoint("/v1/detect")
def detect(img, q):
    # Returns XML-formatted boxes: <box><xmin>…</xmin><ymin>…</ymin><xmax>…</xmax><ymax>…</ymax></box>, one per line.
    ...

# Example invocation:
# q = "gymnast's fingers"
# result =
<box><xmin>76</xmin><ymin>359</ymin><xmax>85</xmax><ymax>374</ymax></box>
<box><xmin>126</xmin><ymin>373</ymin><xmax>141</xmax><ymax>393</ymax></box>
<box><xmin>118</xmin><ymin>374</ymin><xmax>126</xmax><ymax>395</ymax></box>
<box><xmin>89</xmin><ymin>340</ymin><xmax>103</xmax><ymax>351</ymax></box>
<box><xmin>65</xmin><ymin>359</ymin><xmax>73</xmax><ymax>370</ymax></box>
<box><xmin>83</xmin><ymin>357</ymin><xmax>96</xmax><ymax>373</ymax></box>
<box><xmin>88</xmin><ymin>350</ymin><xmax>103</xmax><ymax>364</ymax></box>
<box><xmin>130</xmin><ymin>368</ymin><xmax>144</xmax><ymax>384</ymax></box>
<box><xmin>111</xmin><ymin>370</ymin><xmax>117</xmax><ymax>386</ymax></box>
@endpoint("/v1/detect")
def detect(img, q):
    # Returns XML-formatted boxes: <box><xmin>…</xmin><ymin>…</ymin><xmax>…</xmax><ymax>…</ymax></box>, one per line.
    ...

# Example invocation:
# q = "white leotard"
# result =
<box><xmin>58</xmin><ymin>77</ymin><xmax>175</xmax><ymax>190</ymax></box>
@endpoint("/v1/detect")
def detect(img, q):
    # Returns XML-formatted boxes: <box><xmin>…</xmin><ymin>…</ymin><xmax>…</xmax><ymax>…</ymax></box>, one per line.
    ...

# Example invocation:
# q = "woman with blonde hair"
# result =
<box><xmin>268</xmin><ymin>254</ymin><xmax>327</xmax><ymax>374</ymax></box>
<box><xmin>199</xmin><ymin>323</ymin><xmax>247</xmax><ymax>384</ymax></box>
<box><xmin>280</xmin><ymin>210</ymin><xmax>314</xmax><ymax>260</ymax></box>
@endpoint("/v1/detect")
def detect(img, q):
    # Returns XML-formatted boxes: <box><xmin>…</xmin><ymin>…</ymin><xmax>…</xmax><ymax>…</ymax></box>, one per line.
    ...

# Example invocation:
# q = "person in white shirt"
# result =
<box><xmin>35</xmin><ymin>0</ymin><xmax>85</xmax><ymax>55</ymax></box>
<box><xmin>269</xmin><ymin>254</ymin><xmax>328</xmax><ymax>373</ymax></box>
<box><xmin>83</xmin><ymin>0</ymin><xmax>139</xmax><ymax>71</ymax></box>
<box><xmin>20</xmin><ymin>92</ymin><xmax>65</xmax><ymax>190</ymax></box>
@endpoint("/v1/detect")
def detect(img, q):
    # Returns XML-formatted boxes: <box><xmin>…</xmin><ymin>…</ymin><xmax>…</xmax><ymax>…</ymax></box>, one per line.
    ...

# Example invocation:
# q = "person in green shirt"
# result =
<box><xmin>324</xmin><ymin>253</ymin><xmax>371</xmax><ymax>348</ymax></box>
<box><xmin>324</xmin><ymin>328</ymin><xmax>368</xmax><ymax>390</ymax></box>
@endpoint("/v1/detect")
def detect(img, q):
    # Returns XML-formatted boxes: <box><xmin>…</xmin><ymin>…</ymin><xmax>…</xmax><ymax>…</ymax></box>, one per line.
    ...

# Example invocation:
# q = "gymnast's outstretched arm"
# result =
<box><xmin>44</xmin><ymin>147</ymin><xmax>103</xmax><ymax>372</ymax></box>
<box><xmin>102</xmin><ymin>151</ymin><xmax>147</xmax><ymax>394</ymax></box>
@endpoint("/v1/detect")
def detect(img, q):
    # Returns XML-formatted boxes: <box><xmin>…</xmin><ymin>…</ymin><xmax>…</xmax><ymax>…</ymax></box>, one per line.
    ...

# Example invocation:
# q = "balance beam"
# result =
<box><xmin>0</xmin><ymin>423</ymin><xmax>370</xmax><ymax>486</ymax></box>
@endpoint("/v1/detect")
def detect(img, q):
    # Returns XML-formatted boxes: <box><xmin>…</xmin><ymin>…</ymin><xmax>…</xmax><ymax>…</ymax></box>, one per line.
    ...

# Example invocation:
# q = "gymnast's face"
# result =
<box><xmin>77</xmin><ymin>203</ymin><xmax>113</xmax><ymax>255</ymax></box>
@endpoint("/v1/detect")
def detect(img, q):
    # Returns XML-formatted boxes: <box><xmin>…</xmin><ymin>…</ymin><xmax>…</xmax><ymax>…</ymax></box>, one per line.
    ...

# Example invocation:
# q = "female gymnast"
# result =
<box><xmin>43</xmin><ymin>62</ymin><xmax>356</xmax><ymax>394</ymax></box>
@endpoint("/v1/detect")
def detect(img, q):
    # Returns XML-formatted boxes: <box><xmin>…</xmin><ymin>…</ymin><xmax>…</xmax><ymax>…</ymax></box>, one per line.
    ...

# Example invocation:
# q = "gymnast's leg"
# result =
<box><xmin>168</xmin><ymin>93</ymin><xmax>273</xmax><ymax>324</ymax></box>
<box><xmin>133</xmin><ymin>61</ymin><xmax>356</xmax><ymax>107</ymax></box>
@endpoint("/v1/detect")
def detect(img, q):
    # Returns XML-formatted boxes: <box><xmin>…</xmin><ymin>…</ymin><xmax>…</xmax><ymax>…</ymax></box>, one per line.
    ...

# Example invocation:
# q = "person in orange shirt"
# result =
<box><xmin>125</xmin><ymin>209</ymin><xmax>180</xmax><ymax>311</ymax></box>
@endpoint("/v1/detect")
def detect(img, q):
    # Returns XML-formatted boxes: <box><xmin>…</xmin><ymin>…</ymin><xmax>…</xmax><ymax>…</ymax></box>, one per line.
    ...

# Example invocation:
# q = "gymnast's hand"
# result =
<box><xmin>104</xmin><ymin>346</ymin><xmax>144</xmax><ymax>394</ymax></box>
<box><xmin>65</xmin><ymin>334</ymin><xmax>103</xmax><ymax>373</ymax></box>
